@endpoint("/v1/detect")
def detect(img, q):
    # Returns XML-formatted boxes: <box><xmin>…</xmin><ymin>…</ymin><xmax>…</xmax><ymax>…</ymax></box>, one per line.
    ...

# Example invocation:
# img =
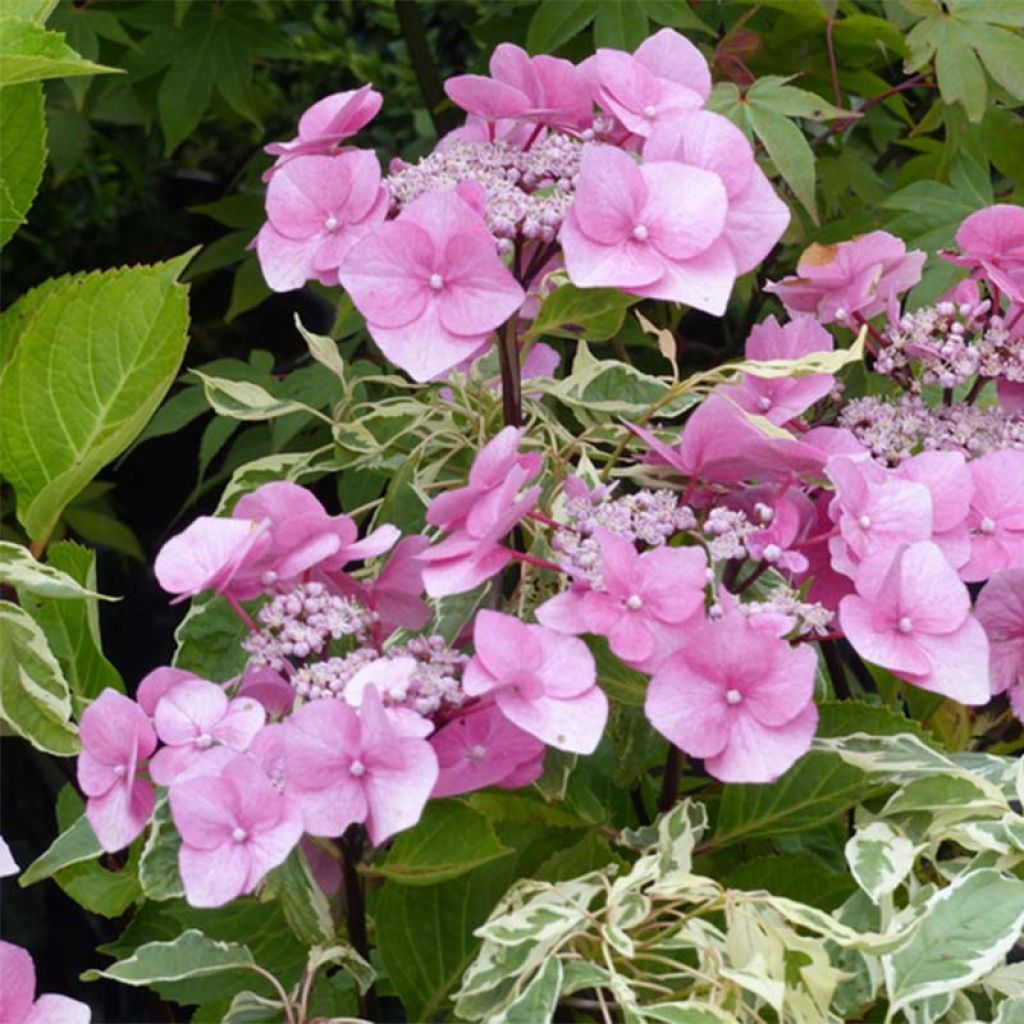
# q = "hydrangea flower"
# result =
<box><xmin>645</xmin><ymin>607</ymin><xmax>818</xmax><ymax>783</ymax></box>
<box><xmin>339</xmin><ymin>189</ymin><xmax>525</xmax><ymax>381</ymax></box>
<box><xmin>0</xmin><ymin>942</ymin><xmax>90</xmax><ymax>1024</ymax></box>
<box><xmin>944</xmin><ymin>204</ymin><xmax>1024</xmax><ymax>303</ymax></box>
<box><xmin>463</xmin><ymin>610</ymin><xmax>608</xmax><ymax>753</ymax></box>
<box><xmin>961</xmin><ymin>449</ymin><xmax>1024</xmax><ymax>582</ymax></box>
<box><xmin>975</xmin><ymin>569</ymin><xmax>1024</xmax><ymax>714</ymax></box>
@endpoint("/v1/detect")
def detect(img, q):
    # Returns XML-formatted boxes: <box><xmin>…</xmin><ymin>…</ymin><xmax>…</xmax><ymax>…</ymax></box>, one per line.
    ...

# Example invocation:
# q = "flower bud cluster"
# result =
<box><xmin>704</xmin><ymin>507</ymin><xmax>757</xmax><ymax>563</ymax></box>
<box><xmin>386</xmin><ymin>134</ymin><xmax>583</xmax><ymax>244</ymax></box>
<box><xmin>242</xmin><ymin>582</ymin><xmax>376</xmax><ymax>671</ymax></box>
<box><xmin>739</xmin><ymin>586</ymin><xmax>834</xmax><ymax>638</ymax></box>
<box><xmin>838</xmin><ymin>393</ymin><xmax>1024</xmax><ymax>464</ymax></box>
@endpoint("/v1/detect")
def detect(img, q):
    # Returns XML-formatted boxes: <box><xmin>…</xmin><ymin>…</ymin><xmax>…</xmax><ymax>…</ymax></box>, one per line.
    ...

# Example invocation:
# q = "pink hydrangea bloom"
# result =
<box><xmin>445</xmin><ymin>44</ymin><xmax>591</xmax><ymax>131</ymax></box>
<box><xmin>463</xmin><ymin>610</ymin><xmax>608</xmax><ymax>753</ymax></box>
<box><xmin>719</xmin><ymin>315</ymin><xmax>835</xmax><ymax>425</ymax></box>
<box><xmin>0</xmin><ymin>835</ymin><xmax>17</xmax><ymax>877</ymax></box>
<box><xmin>975</xmin><ymin>570</ymin><xmax>1024</xmax><ymax>708</ymax></box>
<box><xmin>232</xmin><ymin>666</ymin><xmax>295</xmax><ymax>718</ymax></box>
<box><xmin>136</xmin><ymin>666</ymin><xmax>199</xmax><ymax>715</ymax></box>
<box><xmin>584</xmin><ymin>29</ymin><xmax>711</xmax><ymax>138</ymax></box>
<box><xmin>257</xmin><ymin>150</ymin><xmax>388</xmax><ymax>292</ymax></box>
<box><xmin>643</xmin><ymin>111</ymin><xmax>790</xmax><ymax>277</ymax></box>
<box><xmin>169</xmin><ymin>753</ymin><xmax>303</xmax><ymax>908</ymax></box>
<box><xmin>560</xmin><ymin>144</ymin><xmax>736</xmax><ymax>314</ymax></box>
<box><xmin>743</xmin><ymin>493</ymin><xmax>812</xmax><ymax>575</ymax></box>
<box><xmin>645</xmin><ymin>608</ymin><xmax>818</xmax><ymax>783</ymax></box>
<box><xmin>0</xmin><ymin>941</ymin><xmax>90</xmax><ymax>1024</ymax></box>
<box><xmin>944</xmin><ymin>204</ymin><xmax>1024</xmax><ymax>303</ymax></box>
<box><xmin>149</xmin><ymin>679</ymin><xmax>266</xmax><ymax>785</ymax></box>
<box><xmin>892</xmin><ymin>451</ymin><xmax>972</xmax><ymax>570</ymax></box>
<box><xmin>961</xmin><ymin>450</ymin><xmax>1024</xmax><ymax>582</ymax></box>
<box><xmin>76</xmin><ymin>690</ymin><xmax>156</xmax><ymax>852</ymax></box>
<box><xmin>431</xmin><ymin>703</ymin><xmax>546</xmax><ymax>798</ymax></box>
<box><xmin>537</xmin><ymin>529</ymin><xmax>706</xmax><ymax>668</ymax></box>
<box><xmin>285</xmin><ymin>686</ymin><xmax>438</xmax><ymax>845</ymax></box>
<box><xmin>153</xmin><ymin>517</ymin><xmax>269</xmax><ymax>603</ymax></box>
<box><xmin>229</xmin><ymin>481</ymin><xmax>399</xmax><ymax>599</ymax></box>
<box><xmin>264</xmin><ymin>85</ymin><xmax>382</xmax><ymax>172</ymax></box>
<box><xmin>839</xmin><ymin>542</ymin><xmax>990</xmax><ymax>704</ymax></box>
<box><xmin>765</xmin><ymin>232</ymin><xmax>926</xmax><ymax>324</ymax></box>
<box><xmin>339</xmin><ymin>189</ymin><xmax>525</xmax><ymax>382</ymax></box>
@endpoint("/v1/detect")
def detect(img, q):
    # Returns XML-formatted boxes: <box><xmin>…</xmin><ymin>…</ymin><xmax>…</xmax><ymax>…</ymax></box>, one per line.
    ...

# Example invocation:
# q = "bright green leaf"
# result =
<box><xmin>592</xmin><ymin>0</ymin><xmax>649</xmax><ymax>49</ymax></box>
<box><xmin>526</xmin><ymin>0</ymin><xmax>598</xmax><ymax>54</ymax></box>
<box><xmin>262</xmin><ymin>847</ymin><xmax>336</xmax><ymax>946</ymax></box>
<box><xmin>0</xmin><ymin>18</ymin><xmax>118</xmax><ymax>85</ymax></box>
<box><xmin>20</xmin><ymin>812</ymin><xmax>101</xmax><ymax>886</ymax></box>
<box><xmin>0</xmin><ymin>80</ymin><xmax>45</xmax><ymax>246</ymax></box>
<box><xmin>0</xmin><ymin>540</ymin><xmax>107</xmax><ymax>599</ymax></box>
<box><xmin>527</xmin><ymin>283</ymin><xmax>638</xmax><ymax>343</ymax></box>
<box><xmin>138</xmin><ymin>798</ymin><xmax>184</xmax><ymax>902</ymax></box>
<box><xmin>745</xmin><ymin>103</ymin><xmax>819</xmax><ymax>221</ymax></box>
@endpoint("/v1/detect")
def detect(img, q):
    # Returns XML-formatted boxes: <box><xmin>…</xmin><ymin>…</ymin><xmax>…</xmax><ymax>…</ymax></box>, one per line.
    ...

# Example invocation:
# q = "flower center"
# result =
<box><xmin>643</xmin><ymin>104</ymin><xmax>657</xmax><ymax>118</ymax></box>
<box><xmin>725</xmin><ymin>689</ymin><xmax>743</xmax><ymax>705</ymax></box>
<box><xmin>468</xmin><ymin>744</ymin><xmax>487</xmax><ymax>763</ymax></box>
<box><xmin>632</xmin><ymin>224</ymin><xmax>649</xmax><ymax>242</ymax></box>
<box><xmin>429</xmin><ymin>273</ymin><xmax>444</xmax><ymax>291</ymax></box>
<box><xmin>898</xmin><ymin>616</ymin><xmax>913</xmax><ymax>634</ymax></box>
<box><xmin>980</xmin><ymin>516</ymin><xmax>997</xmax><ymax>534</ymax></box>
<box><xmin>323</xmin><ymin>215</ymin><xmax>339</xmax><ymax>233</ymax></box>
<box><xmin>195</xmin><ymin>733</ymin><xmax>214</xmax><ymax>749</ymax></box>
<box><xmin>232</xmin><ymin>827</ymin><xmax>248</xmax><ymax>843</ymax></box>
<box><xmin>858</xmin><ymin>514</ymin><xmax>872</xmax><ymax>529</ymax></box>
<box><xmin>349</xmin><ymin>759</ymin><xmax>366</xmax><ymax>777</ymax></box>
<box><xmin>758</xmin><ymin>396</ymin><xmax>772</xmax><ymax>411</ymax></box>
<box><xmin>626</xmin><ymin>594</ymin><xmax>644</xmax><ymax>610</ymax></box>
<box><xmin>762</xmin><ymin>544</ymin><xmax>782</xmax><ymax>563</ymax></box>
<box><xmin>112</xmin><ymin>764</ymin><xmax>127</xmax><ymax>778</ymax></box>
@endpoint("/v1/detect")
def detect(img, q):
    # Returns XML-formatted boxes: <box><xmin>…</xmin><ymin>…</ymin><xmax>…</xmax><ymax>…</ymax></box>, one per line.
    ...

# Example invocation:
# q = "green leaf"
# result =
<box><xmin>307</xmin><ymin>942</ymin><xmax>376</xmax><ymax>996</ymax></box>
<box><xmin>0</xmin><ymin>540</ymin><xmax>106</xmax><ymax>599</ymax></box>
<box><xmin>376</xmin><ymin>801</ymin><xmax>512</xmax><ymax>886</ymax></box>
<box><xmin>884</xmin><ymin>869</ymin><xmax>1024</xmax><ymax>1012</ymax></box>
<box><xmin>0</xmin><ymin>18</ymin><xmax>118</xmax><ymax>85</ymax></box>
<box><xmin>173</xmin><ymin>595</ymin><xmax>250</xmax><ymax>681</ymax></box>
<box><xmin>747</xmin><ymin>75</ymin><xmax>849</xmax><ymax>121</ymax></box>
<box><xmin>5</xmin><ymin>1</ymin><xmax>58</xmax><ymax>23</ymax></box>
<box><xmin>592</xmin><ymin>0</ymin><xmax>649</xmax><ymax>49</ymax></box>
<box><xmin>0</xmin><ymin>252</ymin><xmax>193</xmax><ymax>545</ymax></box>
<box><xmin>295</xmin><ymin>315</ymin><xmax>346</xmax><ymax>385</ymax></box>
<box><xmin>156</xmin><ymin>20</ymin><xmax>214</xmax><ymax>152</ymax></box>
<box><xmin>527</xmin><ymin>283</ymin><xmax>638</xmax><ymax>343</ymax></box>
<box><xmin>642</xmin><ymin>1005</ymin><xmax>740</xmax><ymax>1024</ymax></box>
<box><xmin>56</xmin><ymin>843</ymin><xmax>142</xmax><ymax>917</ymax></box>
<box><xmin>83</xmin><ymin>929</ymin><xmax>256</xmax><ymax>987</ymax></box>
<box><xmin>374</xmin><ymin>857</ymin><xmax>519</xmax><ymax>1022</ymax></box>
<box><xmin>722</xmin><ymin>853</ymin><xmax>856</xmax><ymax>911</ymax></box>
<box><xmin>744</xmin><ymin>103</ymin><xmax>818</xmax><ymax>221</ymax></box>
<box><xmin>639</xmin><ymin>0</ymin><xmax>714</xmax><ymax>35</ymax></box>
<box><xmin>0</xmin><ymin>81</ymin><xmax>45</xmax><ymax>247</ymax></box>
<box><xmin>588</xmin><ymin>635</ymin><xmax>647</xmax><ymax>707</ymax></box>
<box><xmin>934</xmin><ymin>24</ymin><xmax>988</xmax><ymax>123</ymax></box>
<box><xmin>493</xmin><ymin>956</ymin><xmax>562</xmax><ymax>1024</ymax></box>
<box><xmin>0</xmin><ymin>598</ymin><xmax>78</xmax><ymax>754</ymax></box>
<box><xmin>192</xmin><ymin>370</ymin><xmax>329</xmax><ymax>423</ymax></box>
<box><xmin>138</xmin><ymin>798</ymin><xmax>184</xmax><ymax>902</ymax></box>
<box><xmin>844</xmin><ymin>821</ymin><xmax>916</xmax><ymax>904</ymax></box>
<box><xmin>962</xmin><ymin>20</ymin><xmax>1024</xmax><ymax>102</ymax></box>
<box><xmin>16</xmin><ymin>541</ymin><xmax>123</xmax><ymax>706</ymax></box>
<box><xmin>526</xmin><ymin>0</ymin><xmax>598</xmax><ymax>54</ymax></box>
<box><xmin>262</xmin><ymin>847</ymin><xmax>336</xmax><ymax>946</ymax></box>
<box><xmin>20</xmin><ymin>812</ymin><xmax>101</xmax><ymax>886</ymax></box>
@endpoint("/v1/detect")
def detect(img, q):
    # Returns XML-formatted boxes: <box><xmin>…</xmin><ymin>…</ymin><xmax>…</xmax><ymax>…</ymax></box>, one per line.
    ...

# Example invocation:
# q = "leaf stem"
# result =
<box><xmin>340</xmin><ymin>828</ymin><xmax>379</xmax><ymax>1022</ymax></box>
<box><xmin>496</xmin><ymin>319</ymin><xmax>522</xmax><ymax>427</ymax></box>
<box><xmin>658</xmin><ymin>744</ymin><xmax>685</xmax><ymax>813</ymax></box>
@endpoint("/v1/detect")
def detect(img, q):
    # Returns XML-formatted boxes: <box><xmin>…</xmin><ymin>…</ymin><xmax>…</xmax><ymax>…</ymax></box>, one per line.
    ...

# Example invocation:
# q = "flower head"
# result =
<box><xmin>943</xmin><ymin>204</ymin><xmax>1024</xmax><ymax>303</ymax></box>
<box><xmin>0</xmin><ymin>941</ymin><xmax>90</xmax><ymax>1024</ymax></box>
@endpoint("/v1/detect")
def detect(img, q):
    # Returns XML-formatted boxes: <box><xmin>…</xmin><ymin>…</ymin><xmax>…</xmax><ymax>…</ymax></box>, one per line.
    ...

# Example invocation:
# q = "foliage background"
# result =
<box><xmin>2</xmin><ymin>0</ymin><xmax>1024</xmax><ymax>1020</ymax></box>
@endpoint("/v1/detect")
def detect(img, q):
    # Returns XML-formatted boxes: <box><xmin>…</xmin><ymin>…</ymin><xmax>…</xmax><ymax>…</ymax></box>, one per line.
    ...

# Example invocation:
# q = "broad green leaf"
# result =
<box><xmin>83</xmin><ymin>929</ymin><xmax>256</xmax><ymax>987</ymax></box>
<box><xmin>527</xmin><ymin>283</ymin><xmax>638</xmax><ymax>343</ymax></box>
<box><xmin>588</xmin><ymin>635</ymin><xmax>647</xmax><ymax>707</ymax></box>
<box><xmin>173</xmin><ymin>595</ymin><xmax>250</xmax><ymax>681</ymax></box>
<box><xmin>934</xmin><ymin>24</ymin><xmax>988</xmax><ymax>123</ymax></box>
<box><xmin>262</xmin><ymin>847</ymin><xmax>335</xmax><ymax>945</ymax></box>
<box><xmin>722</xmin><ymin>853</ymin><xmax>856</xmax><ymax>911</ymax></box>
<box><xmin>20</xmin><ymin>812</ymin><xmax>101</xmax><ymax>885</ymax></box>
<box><xmin>156</xmin><ymin>19</ymin><xmax>214</xmax><ymax>152</ymax></box>
<box><xmin>0</xmin><ymin>539</ymin><xmax>107</xmax><ymax>599</ymax></box>
<box><xmin>56</xmin><ymin>843</ymin><xmax>142</xmax><ymax>917</ymax></box>
<box><xmin>192</xmin><ymin>371</ymin><xmax>329</xmax><ymax>423</ymax></box>
<box><xmin>845</xmin><ymin>821</ymin><xmax>916</xmax><ymax>904</ymax></box>
<box><xmin>526</xmin><ymin>0</ymin><xmax>598</xmax><ymax>54</ymax></box>
<box><xmin>882</xmin><ymin>774</ymin><xmax>1006</xmax><ymax>816</ymax></box>
<box><xmin>221</xmin><ymin>991</ymin><xmax>283</xmax><ymax>1024</ymax></box>
<box><xmin>0</xmin><ymin>81</ymin><xmax>45</xmax><ymax>247</ymax></box>
<box><xmin>138</xmin><ymin>798</ymin><xmax>184</xmax><ymax>902</ymax></box>
<box><xmin>0</xmin><ymin>599</ymin><xmax>78</xmax><ymax>754</ymax></box>
<box><xmin>307</xmin><ymin>942</ymin><xmax>376</xmax><ymax>995</ymax></box>
<box><xmin>492</xmin><ymin>956</ymin><xmax>562</xmax><ymax>1024</ymax></box>
<box><xmin>592</xmin><ymin>0</ymin><xmax>649</xmax><ymax>49</ymax></box>
<box><xmin>962</xmin><ymin>21</ymin><xmax>1024</xmax><ymax>102</ymax></box>
<box><xmin>5</xmin><ymin>1</ymin><xmax>58</xmax><ymax>23</ymax></box>
<box><xmin>376</xmin><ymin>801</ymin><xmax>512</xmax><ymax>886</ymax></box>
<box><xmin>0</xmin><ymin>252</ymin><xmax>193</xmax><ymax>545</ymax></box>
<box><xmin>295</xmin><ymin>315</ymin><xmax>346</xmax><ymax>385</ymax></box>
<box><xmin>639</xmin><ymin>0</ymin><xmax>714</xmax><ymax>35</ymax></box>
<box><xmin>883</xmin><ymin>869</ymin><xmax>1024</xmax><ymax>1011</ymax></box>
<box><xmin>744</xmin><ymin>103</ymin><xmax>818</xmax><ymax>221</ymax></box>
<box><xmin>374</xmin><ymin>856</ymin><xmax>519</xmax><ymax>1022</ymax></box>
<box><xmin>16</xmin><ymin>542</ymin><xmax>123</xmax><ymax>705</ymax></box>
<box><xmin>747</xmin><ymin>74</ymin><xmax>849</xmax><ymax>122</ymax></box>
<box><xmin>642</xmin><ymin>1005</ymin><xmax>740</xmax><ymax>1024</ymax></box>
<box><xmin>0</xmin><ymin>18</ymin><xmax>118</xmax><ymax>85</ymax></box>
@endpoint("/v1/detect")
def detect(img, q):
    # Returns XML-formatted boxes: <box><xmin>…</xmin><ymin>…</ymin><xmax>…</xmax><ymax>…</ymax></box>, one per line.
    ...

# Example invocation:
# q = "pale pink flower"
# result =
<box><xmin>892</xmin><ymin>451</ymin><xmax>972</xmax><ymax>570</ymax></box>
<box><xmin>0</xmin><ymin>941</ymin><xmax>90</xmax><ymax>1024</ymax></box>
<box><xmin>765</xmin><ymin>232</ymin><xmax>926</xmax><ymax>324</ymax></box>
<box><xmin>232</xmin><ymin>666</ymin><xmax>295</xmax><ymax>718</ymax></box>
<box><xmin>743</xmin><ymin>493</ymin><xmax>812</xmax><ymax>575</ymax></box>
<box><xmin>645</xmin><ymin>608</ymin><xmax>818</xmax><ymax>783</ymax></box>
<box><xmin>153</xmin><ymin>517</ymin><xmax>269</xmax><ymax>603</ymax></box>
<box><xmin>339</xmin><ymin>189</ymin><xmax>525</xmax><ymax>381</ymax></box>
<box><xmin>229</xmin><ymin>481</ymin><xmax>399</xmax><ymax>599</ymax></box>
<box><xmin>839</xmin><ymin>542</ymin><xmax>990</xmax><ymax>704</ymax></box>
<box><xmin>961</xmin><ymin>449</ymin><xmax>1024</xmax><ymax>582</ymax></box>
<box><xmin>463</xmin><ymin>610</ymin><xmax>608</xmax><ymax>753</ymax></box>
<box><xmin>136</xmin><ymin>666</ymin><xmax>200</xmax><ymax>715</ymax></box>
<box><xmin>285</xmin><ymin>686</ymin><xmax>437</xmax><ymax>845</ymax></box>
<box><xmin>430</xmin><ymin>704</ymin><xmax>545</xmax><ymax>798</ymax></box>
<box><xmin>76</xmin><ymin>690</ymin><xmax>156</xmax><ymax>852</ymax></box>
<box><xmin>719</xmin><ymin>315</ymin><xmax>835</xmax><ymax>425</ymax></box>
<box><xmin>149</xmin><ymin>679</ymin><xmax>266</xmax><ymax>786</ymax></box>
<box><xmin>257</xmin><ymin>150</ymin><xmax>388</xmax><ymax>292</ymax></box>
<box><xmin>264</xmin><ymin>85</ymin><xmax>382</xmax><ymax>173</ymax></box>
<box><xmin>169</xmin><ymin>753</ymin><xmax>302</xmax><ymax>908</ymax></box>
<box><xmin>445</xmin><ymin>44</ymin><xmax>591</xmax><ymax>131</ymax></box>
<box><xmin>561</xmin><ymin>144</ymin><xmax>735</xmax><ymax>314</ymax></box>
<box><xmin>0</xmin><ymin>836</ymin><xmax>17</xmax><ymax>878</ymax></box>
<box><xmin>537</xmin><ymin>529</ymin><xmax>706</xmax><ymax>668</ymax></box>
<box><xmin>583</xmin><ymin>29</ymin><xmax>711</xmax><ymax>138</ymax></box>
<box><xmin>943</xmin><ymin>204</ymin><xmax>1024</xmax><ymax>303</ymax></box>
<box><xmin>975</xmin><ymin>569</ymin><xmax>1024</xmax><ymax>700</ymax></box>
<box><xmin>643</xmin><ymin>111</ymin><xmax>790</xmax><ymax>277</ymax></box>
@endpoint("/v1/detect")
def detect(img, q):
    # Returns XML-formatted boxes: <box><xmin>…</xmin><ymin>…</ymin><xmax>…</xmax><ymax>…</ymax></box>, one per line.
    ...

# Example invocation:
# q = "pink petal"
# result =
<box><xmin>474</xmin><ymin>609</ymin><xmax>543</xmax><ymax>680</ymax></box>
<box><xmin>266</xmin><ymin>155</ymin><xmax>354</xmax><ymax>240</ymax></box>
<box><xmin>444</xmin><ymin>75</ymin><xmax>530</xmax><ymax>120</ymax></box>
<box><xmin>496</xmin><ymin>686</ymin><xmax>608</xmax><ymax>754</ymax></box>
<box><xmin>439</xmin><ymin>235</ymin><xmax>525</xmax><ymax>336</ymax></box>
<box><xmin>243</xmin><ymin>807</ymin><xmax>303</xmax><ymax>891</ymax></box>
<box><xmin>168</xmin><ymin>774</ymin><xmax>238</xmax><ymax>850</ymax></box>
<box><xmin>633</xmin><ymin>236</ymin><xmax>738</xmax><ymax>314</ymax></box>
<box><xmin>154</xmin><ymin>679</ymin><xmax>228</xmax><ymax>747</ymax></box>
<box><xmin>179</xmin><ymin>841</ymin><xmax>250</xmax><ymax>908</ymax></box>
<box><xmin>298</xmin><ymin>86</ymin><xmax>382</xmax><ymax>142</ymax></box>
<box><xmin>87</xmin><ymin>778</ymin><xmax>155</xmax><ymax>853</ymax></box>
<box><xmin>136</xmin><ymin>667</ymin><xmax>197</xmax><ymax>716</ymax></box>
<box><xmin>79</xmin><ymin>690</ymin><xmax>156</xmax><ymax>766</ymax></box>
<box><xmin>706</xmin><ymin>703</ymin><xmax>818</xmax><ymax>783</ymax></box>
<box><xmin>720</xmin><ymin>165</ymin><xmax>792</xmax><ymax>276</ymax></box>
<box><xmin>634</xmin><ymin>545</ymin><xmax>707</xmax><ymax>624</ymax></box>
<box><xmin>363</xmin><ymin>740</ymin><xmax>438</xmax><ymax>845</ymax></box>
<box><xmin>571</xmin><ymin>145</ymin><xmax>644</xmax><ymax>245</ymax></box>
<box><xmin>0</xmin><ymin>940</ymin><xmax>36</xmax><ymax>1023</ymax></box>
<box><xmin>744</xmin><ymin>642</ymin><xmax>817</xmax><ymax>728</ymax></box>
<box><xmin>912</xmin><ymin>618</ymin><xmax>991</xmax><ymax>705</ymax></box>
<box><xmin>534</xmin><ymin>628</ymin><xmax>596</xmax><ymax>699</ymax></box>
<box><xmin>640</xmin><ymin>162</ymin><xmax>728</xmax><ymax>260</ymax></box>
<box><xmin>25</xmin><ymin>994</ymin><xmax>91</xmax><ymax>1024</ymax></box>
<box><xmin>838</xmin><ymin>593</ymin><xmax>932</xmax><ymax>677</ymax></box>
<box><xmin>535</xmin><ymin>589</ymin><xmax>589</xmax><ymax>634</ymax></box>
<box><xmin>644</xmin><ymin>109</ymin><xmax>751</xmax><ymax>197</ymax></box>
<box><xmin>154</xmin><ymin>517</ymin><xmax>268</xmax><ymax>599</ymax></box>
<box><xmin>645</xmin><ymin>653</ymin><xmax>733</xmax><ymax>758</ymax></box>
<box><xmin>635</xmin><ymin>27</ymin><xmax>711</xmax><ymax>100</ymax></box>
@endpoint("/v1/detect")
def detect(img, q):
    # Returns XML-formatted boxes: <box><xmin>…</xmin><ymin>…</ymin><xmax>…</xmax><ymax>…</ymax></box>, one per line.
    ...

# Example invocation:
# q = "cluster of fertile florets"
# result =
<box><xmin>255</xmin><ymin>30</ymin><xmax>790</xmax><ymax>382</ymax></box>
